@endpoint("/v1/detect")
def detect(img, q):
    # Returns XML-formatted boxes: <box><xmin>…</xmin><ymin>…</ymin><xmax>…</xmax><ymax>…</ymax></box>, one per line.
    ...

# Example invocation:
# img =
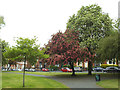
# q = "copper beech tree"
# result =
<box><xmin>46</xmin><ymin>29</ymin><xmax>95</xmax><ymax>76</ymax></box>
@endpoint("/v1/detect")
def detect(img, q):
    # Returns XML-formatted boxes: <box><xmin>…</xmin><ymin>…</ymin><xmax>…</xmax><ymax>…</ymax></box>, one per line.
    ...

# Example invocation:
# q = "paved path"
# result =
<box><xmin>3</xmin><ymin>72</ymin><xmax>112</xmax><ymax>88</ymax></box>
<box><xmin>49</xmin><ymin>75</ymin><xmax>102</xmax><ymax>88</ymax></box>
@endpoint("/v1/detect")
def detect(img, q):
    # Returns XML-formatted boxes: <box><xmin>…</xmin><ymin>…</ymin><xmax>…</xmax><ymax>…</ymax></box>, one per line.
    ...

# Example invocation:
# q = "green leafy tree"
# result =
<box><xmin>4</xmin><ymin>36</ymin><xmax>49</xmax><ymax>87</ymax></box>
<box><xmin>2</xmin><ymin>40</ymin><xmax>9</xmax><ymax>66</ymax></box>
<box><xmin>0</xmin><ymin>16</ymin><xmax>5</xmax><ymax>68</ymax></box>
<box><xmin>0</xmin><ymin>16</ymin><xmax>5</xmax><ymax>29</ymax></box>
<box><xmin>66</xmin><ymin>4</ymin><xmax>113</xmax><ymax>75</ymax></box>
<box><xmin>96</xmin><ymin>22</ymin><xmax>119</xmax><ymax>64</ymax></box>
<box><xmin>4</xmin><ymin>37</ymin><xmax>49</xmax><ymax>64</ymax></box>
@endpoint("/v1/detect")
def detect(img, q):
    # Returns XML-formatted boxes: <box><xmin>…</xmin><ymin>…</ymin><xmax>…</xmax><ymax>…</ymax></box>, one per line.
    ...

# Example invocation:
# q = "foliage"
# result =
<box><xmin>63</xmin><ymin>65</ymin><xmax>71</xmax><ymax>69</ymax></box>
<box><xmin>113</xmin><ymin>18</ymin><xmax>120</xmax><ymax>31</ymax></box>
<box><xmin>47</xmin><ymin>30</ymin><xmax>94</xmax><ymax>64</ymax></box>
<box><xmin>49</xmin><ymin>65</ymin><xmax>59</xmax><ymax>71</ymax></box>
<box><xmin>1</xmin><ymin>40</ymin><xmax>9</xmax><ymax>65</ymax></box>
<box><xmin>0</xmin><ymin>16</ymin><xmax>5</xmax><ymax>29</ymax></box>
<box><xmin>66</xmin><ymin>4</ymin><xmax>113</xmax><ymax>74</ymax></box>
<box><xmin>96</xmin><ymin>31</ymin><xmax>119</xmax><ymax>62</ymax></box>
<box><xmin>46</xmin><ymin>29</ymin><xmax>94</xmax><ymax>75</ymax></box>
<box><xmin>4</xmin><ymin>37</ymin><xmax>49</xmax><ymax>66</ymax></box>
<box><xmin>67</xmin><ymin>4</ymin><xmax>113</xmax><ymax>51</ymax></box>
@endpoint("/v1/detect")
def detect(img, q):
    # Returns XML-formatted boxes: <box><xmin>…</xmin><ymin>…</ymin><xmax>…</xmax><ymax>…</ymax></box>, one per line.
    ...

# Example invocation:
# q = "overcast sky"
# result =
<box><xmin>0</xmin><ymin>0</ymin><xmax>120</xmax><ymax>47</ymax></box>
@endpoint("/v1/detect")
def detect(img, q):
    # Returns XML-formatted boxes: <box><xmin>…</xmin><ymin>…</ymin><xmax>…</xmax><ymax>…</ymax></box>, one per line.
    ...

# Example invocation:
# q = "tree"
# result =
<box><xmin>2</xmin><ymin>40</ymin><xmax>9</xmax><ymax>66</ymax></box>
<box><xmin>0</xmin><ymin>16</ymin><xmax>5</xmax><ymax>69</ymax></box>
<box><xmin>66</xmin><ymin>4</ymin><xmax>113</xmax><ymax>75</ymax></box>
<box><xmin>96</xmin><ymin>28</ymin><xmax>119</xmax><ymax>64</ymax></box>
<box><xmin>46</xmin><ymin>29</ymin><xmax>94</xmax><ymax>76</ymax></box>
<box><xmin>4</xmin><ymin>36</ymin><xmax>49</xmax><ymax>87</ymax></box>
<box><xmin>0</xmin><ymin>16</ymin><xmax>5</xmax><ymax>29</ymax></box>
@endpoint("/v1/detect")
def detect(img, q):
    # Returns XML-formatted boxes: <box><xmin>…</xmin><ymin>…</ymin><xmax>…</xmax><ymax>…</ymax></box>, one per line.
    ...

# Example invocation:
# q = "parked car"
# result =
<box><xmin>93</xmin><ymin>67</ymin><xmax>103</xmax><ymax>72</ymax></box>
<box><xmin>11</xmin><ymin>69</ymin><xmax>19</xmax><ymax>71</ymax></box>
<box><xmin>42</xmin><ymin>68</ymin><xmax>49</xmax><ymax>72</ymax></box>
<box><xmin>2</xmin><ymin>68</ymin><xmax>7</xmax><ymax>71</ymax></box>
<box><xmin>103</xmin><ymin>67</ymin><xmax>120</xmax><ymax>73</ymax></box>
<box><xmin>23</xmin><ymin>68</ymin><xmax>36</xmax><ymax>72</ymax></box>
<box><xmin>74</xmin><ymin>67</ymin><xmax>82</xmax><ymax>72</ymax></box>
<box><xmin>25</xmin><ymin>68</ymin><xmax>29</xmax><ymax>71</ymax></box>
<box><xmin>61</xmin><ymin>67</ymin><xmax>72</xmax><ymax>72</ymax></box>
<box><xmin>28</xmin><ymin>68</ymin><xmax>36</xmax><ymax>72</ymax></box>
<box><xmin>18</xmin><ymin>69</ymin><xmax>22</xmax><ymax>71</ymax></box>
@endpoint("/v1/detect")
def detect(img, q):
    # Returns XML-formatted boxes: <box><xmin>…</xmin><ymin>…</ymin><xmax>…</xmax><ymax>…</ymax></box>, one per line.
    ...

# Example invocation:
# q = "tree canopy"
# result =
<box><xmin>4</xmin><ymin>37</ymin><xmax>49</xmax><ymax>66</ymax></box>
<box><xmin>0</xmin><ymin>16</ymin><xmax>5</xmax><ymax>29</ymax></box>
<box><xmin>66</xmin><ymin>4</ymin><xmax>113</xmax><ymax>74</ymax></box>
<box><xmin>46</xmin><ymin>29</ymin><xmax>94</xmax><ymax>75</ymax></box>
<box><xmin>1</xmin><ymin>40</ymin><xmax>9</xmax><ymax>66</ymax></box>
<box><xmin>96</xmin><ymin>18</ymin><xmax>120</xmax><ymax>63</ymax></box>
<box><xmin>67</xmin><ymin>4</ymin><xmax>113</xmax><ymax>50</ymax></box>
<box><xmin>96</xmin><ymin>28</ymin><xmax>119</xmax><ymax>63</ymax></box>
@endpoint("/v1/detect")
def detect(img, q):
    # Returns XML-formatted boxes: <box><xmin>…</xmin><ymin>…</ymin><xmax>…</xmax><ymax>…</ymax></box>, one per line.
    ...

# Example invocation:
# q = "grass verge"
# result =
<box><xmin>96</xmin><ymin>79</ymin><xmax>119</xmax><ymax>88</ymax></box>
<box><xmin>2</xmin><ymin>73</ymin><xmax>69</xmax><ymax>88</ymax></box>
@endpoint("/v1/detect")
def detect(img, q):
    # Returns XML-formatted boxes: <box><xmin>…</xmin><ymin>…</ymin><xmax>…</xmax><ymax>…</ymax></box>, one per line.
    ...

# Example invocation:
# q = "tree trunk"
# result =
<box><xmin>70</xmin><ymin>62</ymin><xmax>75</xmax><ymax>76</ymax></box>
<box><xmin>88</xmin><ymin>61</ymin><xmax>92</xmax><ymax>75</ymax></box>
<box><xmin>87</xmin><ymin>47</ymin><xmax>92</xmax><ymax>75</ymax></box>
<box><xmin>82</xmin><ymin>61</ymin><xmax>84</xmax><ymax>71</ymax></box>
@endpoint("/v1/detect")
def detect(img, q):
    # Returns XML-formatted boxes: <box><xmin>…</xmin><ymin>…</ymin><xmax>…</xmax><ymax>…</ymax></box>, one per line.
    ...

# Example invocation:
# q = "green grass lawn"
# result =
<box><xmin>2</xmin><ymin>73</ymin><xmax>69</xmax><ymax>88</ymax></box>
<box><xmin>96</xmin><ymin>79</ymin><xmax>119</xmax><ymax>88</ymax></box>
<box><xmin>2</xmin><ymin>71</ymin><xmax>119</xmax><ymax>89</ymax></box>
<box><xmin>2</xmin><ymin>71</ymin><xmax>84</xmax><ymax>76</ymax></box>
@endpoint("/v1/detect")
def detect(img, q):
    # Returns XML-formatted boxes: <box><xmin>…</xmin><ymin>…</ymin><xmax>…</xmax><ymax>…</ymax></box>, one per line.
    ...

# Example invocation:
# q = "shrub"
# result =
<box><xmin>49</xmin><ymin>65</ymin><xmax>59</xmax><ymax>71</ymax></box>
<box><xmin>101</xmin><ymin>64</ymin><xmax>118</xmax><ymax>68</ymax></box>
<box><xmin>63</xmin><ymin>65</ymin><xmax>71</xmax><ymax>69</ymax></box>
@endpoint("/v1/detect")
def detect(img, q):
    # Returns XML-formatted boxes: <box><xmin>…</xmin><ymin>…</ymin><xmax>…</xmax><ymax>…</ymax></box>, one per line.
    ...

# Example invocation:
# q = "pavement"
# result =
<box><xmin>3</xmin><ymin>72</ymin><xmax>118</xmax><ymax>89</ymax></box>
<box><xmin>49</xmin><ymin>75</ymin><xmax>102</xmax><ymax>88</ymax></box>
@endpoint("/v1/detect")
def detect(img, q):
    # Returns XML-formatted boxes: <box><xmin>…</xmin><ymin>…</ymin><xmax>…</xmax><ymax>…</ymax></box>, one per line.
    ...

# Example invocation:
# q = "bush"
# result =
<box><xmin>49</xmin><ymin>65</ymin><xmax>59</xmax><ymax>71</ymax></box>
<box><xmin>101</xmin><ymin>64</ymin><xmax>118</xmax><ymax>68</ymax></box>
<box><xmin>63</xmin><ymin>65</ymin><xmax>71</xmax><ymax>69</ymax></box>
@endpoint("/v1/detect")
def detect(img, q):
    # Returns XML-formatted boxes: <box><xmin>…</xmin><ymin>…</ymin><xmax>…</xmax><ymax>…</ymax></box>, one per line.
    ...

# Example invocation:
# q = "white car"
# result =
<box><xmin>2</xmin><ymin>68</ymin><xmax>7</xmax><ymax>71</ymax></box>
<box><xmin>28</xmin><ymin>68</ymin><xmax>36</xmax><ymax>72</ymax></box>
<box><xmin>74</xmin><ymin>67</ymin><xmax>82</xmax><ymax>72</ymax></box>
<box><xmin>18</xmin><ymin>69</ymin><xmax>22</xmax><ymax>71</ymax></box>
<box><xmin>103</xmin><ymin>67</ymin><xmax>120</xmax><ymax>73</ymax></box>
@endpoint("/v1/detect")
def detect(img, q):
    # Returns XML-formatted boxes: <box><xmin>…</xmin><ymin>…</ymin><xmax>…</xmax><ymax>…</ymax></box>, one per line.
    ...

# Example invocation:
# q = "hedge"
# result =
<box><xmin>101</xmin><ymin>64</ymin><xmax>118</xmax><ymax>68</ymax></box>
<box><xmin>49</xmin><ymin>65</ymin><xmax>59</xmax><ymax>71</ymax></box>
<box><xmin>63</xmin><ymin>65</ymin><xmax>71</xmax><ymax>68</ymax></box>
